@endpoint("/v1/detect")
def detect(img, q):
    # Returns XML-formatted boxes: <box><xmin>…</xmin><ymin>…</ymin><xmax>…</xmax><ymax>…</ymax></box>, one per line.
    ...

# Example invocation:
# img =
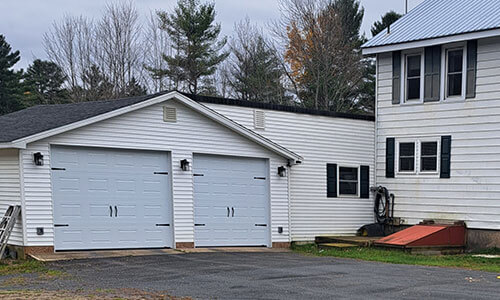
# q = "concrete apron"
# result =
<box><xmin>29</xmin><ymin>247</ymin><xmax>290</xmax><ymax>262</ymax></box>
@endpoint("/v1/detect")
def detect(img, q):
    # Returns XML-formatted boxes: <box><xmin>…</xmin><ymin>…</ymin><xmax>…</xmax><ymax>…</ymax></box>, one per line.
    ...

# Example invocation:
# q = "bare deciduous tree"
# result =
<box><xmin>43</xmin><ymin>15</ymin><xmax>94</xmax><ymax>101</ymax></box>
<box><xmin>95</xmin><ymin>1</ymin><xmax>143</xmax><ymax>96</ymax></box>
<box><xmin>144</xmin><ymin>11</ymin><xmax>174</xmax><ymax>93</ymax></box>
<box><xmin>44</xmin><ymin>1</ymin><xmax>146</xmax><ymax>101</ymax></box>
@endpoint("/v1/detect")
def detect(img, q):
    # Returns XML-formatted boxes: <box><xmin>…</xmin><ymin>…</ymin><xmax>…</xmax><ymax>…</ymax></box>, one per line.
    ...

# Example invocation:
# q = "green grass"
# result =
<box><xmin>0</xmin><ymin>260</ymin><xmax>48</xmax><ymax>276</ymax></box>
<box><xmin>292</xmin><ymin>244</ymin><xmax>500</xmax><ymax>273</ymax></box>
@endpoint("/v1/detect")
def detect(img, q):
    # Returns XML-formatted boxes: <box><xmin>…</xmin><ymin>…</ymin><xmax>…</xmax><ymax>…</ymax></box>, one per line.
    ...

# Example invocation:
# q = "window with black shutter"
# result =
<box><xmin>399</xmin><ymin>142</ymin><xmax>415</xmax><ymax>172</ymax></box>
<box><xmin>338</xmin><ymin>167</ymin><xmax>359</xmax><ymax>196</ymax></box>
<box><xmin>406</xmin><ymin>54</ymin><xmax>422</xmax><ymax>101</ymax></box>
<box><xmin>446</xmin><ymin>48</ymin><xmax>465</xmax><ymax>98</ymax></box>
<box><xmin>420</xmin><ymin>141</ymin><xmax>438</xmax><ymax>172</ymax></box>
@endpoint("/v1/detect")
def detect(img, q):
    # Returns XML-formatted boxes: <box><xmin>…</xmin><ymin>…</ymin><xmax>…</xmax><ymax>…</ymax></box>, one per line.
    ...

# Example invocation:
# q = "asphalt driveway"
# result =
<box><xmin>2</xmin><ymin>252</ymin><xmax>500</xmax><ymax>299</ymax></box>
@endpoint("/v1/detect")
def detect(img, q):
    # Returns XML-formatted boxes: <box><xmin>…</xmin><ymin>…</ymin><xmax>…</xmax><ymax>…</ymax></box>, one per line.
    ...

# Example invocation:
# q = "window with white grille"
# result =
<box><xmin>163</xmin><ymin>106</ymin><xmax>177</xmax><ymax>122</ymax></box>
<box><xmin>254</xmin><ymin>110</ymin><xmax>265</xmax><ymax>129</ymax></box>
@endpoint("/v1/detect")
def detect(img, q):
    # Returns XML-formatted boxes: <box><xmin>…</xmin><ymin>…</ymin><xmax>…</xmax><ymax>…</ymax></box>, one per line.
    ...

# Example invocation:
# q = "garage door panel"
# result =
<box><xmin>194</xmin><ymin>154</ymin><xmax>269</xmax><ymax>247</ymax></box>
<box><xmin>52</xmin><ymin>146</ymin><xmax>172</xmax><ymax>250</ymax></box>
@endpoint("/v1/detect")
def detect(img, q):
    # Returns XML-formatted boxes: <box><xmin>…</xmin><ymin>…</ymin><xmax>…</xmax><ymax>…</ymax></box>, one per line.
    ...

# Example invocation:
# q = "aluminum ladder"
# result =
<box><xmin>0</xmin><ymin>205</ymin><xmax>21</xmax><ymax>259</ymax></box>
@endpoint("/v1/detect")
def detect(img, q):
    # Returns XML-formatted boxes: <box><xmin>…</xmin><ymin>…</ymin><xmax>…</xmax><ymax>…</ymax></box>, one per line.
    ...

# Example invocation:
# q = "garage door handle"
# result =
<box><xmin>109</xmin><ymin>206</ymin><xmax>113</xmax><ymax>217</ymax></box>
<box><xmin>195</xmin><ymin>224</ymin><xmax>206</xmax><ymax>226</ymax></box>
<box><xmin>255</xmin><ymin>224</ymin><xmax>267</xmax><ymax>227</ymax></box>
<box><xmin>114</xmin><ymin>206</ymin><xmax>118</xmax><ymax>217</ymax></box>
<box><xmin>231</xmin><ymin>207</ymin><xmax>234</xmax><ymax>217</ymax></box>
<box><xmin>54</xmin><ymin>224</ymin><xmax>69</xmax><ymax>227</ymax></box>
<box><xmin>227</xmin><ymin>207</ymin><xmax>230</xmax><ymax>217</ymax></box>
<box><xmin>156</xmin><ymin>224</ymin><xmax>170</xmax><ymax>227</ymax></box>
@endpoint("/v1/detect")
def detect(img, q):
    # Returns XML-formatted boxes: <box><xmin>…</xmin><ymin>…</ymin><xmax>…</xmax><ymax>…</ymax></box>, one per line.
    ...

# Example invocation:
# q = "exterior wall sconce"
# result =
<box><xmin>277</xmin><ymin>166</ymin><xmax>287</xmax><ymax>177</ymax></box>
<box><xmin>180</xmin><ymin>159</ymin><xmax>190</xmax><ymax>171</ymax></box>
<box><xmin>33</xmin><ymin>152</ymin><xmax>44</xmax><ymax>166</ymax></box>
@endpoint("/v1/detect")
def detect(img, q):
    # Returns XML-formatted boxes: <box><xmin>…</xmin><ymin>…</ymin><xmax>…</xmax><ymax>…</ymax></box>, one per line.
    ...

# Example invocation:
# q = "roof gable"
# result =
<box><xmin>363</xmin><ymin>0</ymin><xmax>500</xmax><ymax>52</ymax></box>
<box><xmin>0</xmin><ymin>92</ymin><xmax>302</xmax><ymax>161</ymax></box>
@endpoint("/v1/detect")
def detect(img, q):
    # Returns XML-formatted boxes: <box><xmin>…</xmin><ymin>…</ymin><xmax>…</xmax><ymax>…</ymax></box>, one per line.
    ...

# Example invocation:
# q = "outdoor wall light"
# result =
<box><xmin>277</xmin><ymin>166</ymin><xmax>287</xmax><ymax>177</ymax></box>
<box><xmin>180</xmin><ymin>159</ymin><xmax>191</xmax><ymax>171</ymax></box>
<box><xmin>33</xmin><ymin>152</ymin><xmax>44</xmax><ymax>166</ymax></box>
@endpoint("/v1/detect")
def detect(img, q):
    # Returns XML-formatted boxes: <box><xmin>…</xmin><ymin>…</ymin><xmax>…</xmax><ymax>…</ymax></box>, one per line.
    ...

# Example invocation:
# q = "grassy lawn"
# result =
<box><xmin>0</xmin><ymin>260</ymin><xmax>48</xmax><ymax>276</ymax></box>
<box><xmin>292</xmin><ymin>244</ymin><xmax>500</xmax><ymax>273</ymax></box>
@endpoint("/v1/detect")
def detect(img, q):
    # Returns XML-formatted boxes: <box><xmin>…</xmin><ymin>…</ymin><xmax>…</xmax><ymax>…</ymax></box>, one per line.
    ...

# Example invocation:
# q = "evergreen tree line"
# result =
<box><xmin>0</xmin><ymin>0</ymin><xmax>401</xmax><ymax>116</ymax></box>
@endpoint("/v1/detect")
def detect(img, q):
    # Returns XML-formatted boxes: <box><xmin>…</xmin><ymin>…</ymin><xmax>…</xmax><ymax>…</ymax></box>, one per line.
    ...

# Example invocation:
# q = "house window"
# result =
<box><xmin>406</xmin><ymin>54</ymin><xmax>422</xmax><ymax>101</ymax></box>
<box><xmin>399</xmin><ymin>142</ymin><xmax>415</xmax><ymax>172</ymax></box>
<box><xmin>338</xmin><ymin>167</ymin><xmax>359</xmax><ymax>196</ymax></box>
<box><xmin>421</xmin><ymin>141</ymin><xmax>438</xmax><ymax>172</ymax></box>
<box><xmin>446</xmin><ymin>48</ymin><xmax>464</xmax><ymax>97</ymax></box>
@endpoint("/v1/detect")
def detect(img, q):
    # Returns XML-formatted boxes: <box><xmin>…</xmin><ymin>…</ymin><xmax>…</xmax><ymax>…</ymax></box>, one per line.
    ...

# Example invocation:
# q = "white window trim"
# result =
<box><xmin>441</xmin><ymin>42</ymin><xmax>467</xmax><ymax>101</ymax></box>
<box><xmin>337</xmin><ymin>165</ymin><xmax>360</xmax><ymax>197</ymax></box>
<box><xmin>419</xmin><ymin>138</ymin><xmax>441</xmax><ymax>175</ymax></box>
<box><xmin>396</xmin><ymin>140</ymin><xmax>417</xmax><ymax>175</ymax></box>
<box><xmin>396</xmin><ymin>138</ymin><xmax>441</xmax><ymax>176</ymax></box>
<box><xmin>401</xmin><ymin>49</ymin><xmax>425</xmax><ymax>104</ymax></box>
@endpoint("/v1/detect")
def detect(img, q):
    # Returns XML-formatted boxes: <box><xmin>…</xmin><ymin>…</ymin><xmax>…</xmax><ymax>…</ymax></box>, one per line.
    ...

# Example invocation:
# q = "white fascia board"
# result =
<box><xmin>362</xmin><ymin>28</ymin><xmax>500</xmax><ymax>55</ymax></box>
<box><xmin>173</xmin><ymin>93</ymin><xmax>303</xmax><ymax>162</ymax></box>
<box><xmin>10</xmin><ymin>91</ymin><xmax>302</xmax><ymax>162</ymax></box>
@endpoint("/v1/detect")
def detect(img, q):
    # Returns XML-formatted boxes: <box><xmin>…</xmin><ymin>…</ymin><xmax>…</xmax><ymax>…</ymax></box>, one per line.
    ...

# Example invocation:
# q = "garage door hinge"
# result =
<box><xmin>156</xmin><ymin>224</ymin><xmax>170</xmax><ymax>227</ymax></box>
<box><xmin>51</xmin><ymin>168</ymin><xmax>66</xmax><ymax>171</ymax></box>
<box><xmin>54</xmin><ymin>224</ymin><xmax>69</xmax><ymax>227</ymax></box>
<box><xmin>194</xmin><ymin>224</ymin><xmax>206</xmax><ymax>226</ymax></box>
<box><xmin>193</xmin><ymin>174</ymin><xmax>204</xmax><ymax>177</ymax></box>
<box><xmin>254</xmin><ymin>177</ymin><xmax>266</xmax><ymax>180</ymax></box>
<box><xmin>154</xmin><ymin>172</ymin><xmax>169</xmax><ymax>175</ymax></box>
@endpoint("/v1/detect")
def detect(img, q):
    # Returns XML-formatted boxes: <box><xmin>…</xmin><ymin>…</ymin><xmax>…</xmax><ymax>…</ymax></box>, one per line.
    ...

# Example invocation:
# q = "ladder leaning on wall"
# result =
<box><xmin>0</xmin><ymin>205</ymin><xmax>21</xmax><ymax>259</ymax></box>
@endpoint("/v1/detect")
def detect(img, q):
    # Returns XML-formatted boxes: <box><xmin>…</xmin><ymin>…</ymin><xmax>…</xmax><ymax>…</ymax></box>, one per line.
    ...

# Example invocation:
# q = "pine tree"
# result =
<box><xmin>148</xmin><ymin>0</ymin><xmax>229</xmax><ymax>95</ymax></box>
<box><xmin>371</xmin><ymin>11</ymin><xmax>402</xmax><ymax>37</ymax></box>
<box><xmin>0</xmin><ymin>35</ymin><xmax>23</xmax><ymax>115</ymax></box>
<box><xmin>227</xmin><ymin>20</ymin><xmax>288</xmax><ymax>104</ymax></box>
<box><xmin>23</xmin><ymin>59</ymin><xmax>68</xmax><ymax>105</ymax></box>
<box><xmin>81</xmin><ymin>65</ymin><xmax>114</xmax><ymax>101</ymax></box>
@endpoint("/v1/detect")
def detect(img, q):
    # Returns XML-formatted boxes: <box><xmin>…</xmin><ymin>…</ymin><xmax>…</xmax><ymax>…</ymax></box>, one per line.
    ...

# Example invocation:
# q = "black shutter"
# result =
<box><xmin>386</xmin><ymin>138</ymin><xmax>395</xmax><ymax>178</ymax></box>
<box><xmin>466</xmin><ymin>40</ymin><xmax>478</xmax><ymax>99</ymax></box>
<box><xmin>327</xmin><ymin>164</ymin><xmax>337</xmax><ymax>198</ymax></box>
<box><xmin>424</xmin><ymin>45</ymin><xmax>441</xmax><ymax>102</ymax></box>
<box><xmin>392</xmin><ymin>51</ymin><xmax>402</xmax><ymax>104</ymax></box>
<box><xmin>440</xmin><ymin>136</ymin><xmax>452</xmax><ymax>179</ymax></box>
<box><xmin>360</xmin><ymin>166</ymin><xmax>370</xmax><ymax>198</ymax></box>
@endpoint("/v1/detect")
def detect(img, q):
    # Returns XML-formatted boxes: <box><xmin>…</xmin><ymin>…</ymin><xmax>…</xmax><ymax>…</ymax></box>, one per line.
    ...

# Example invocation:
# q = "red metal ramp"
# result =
<box><xmin>375</xmin><ymin>224</ymin><xmax>465</xmax><ymax>248</ymax></box>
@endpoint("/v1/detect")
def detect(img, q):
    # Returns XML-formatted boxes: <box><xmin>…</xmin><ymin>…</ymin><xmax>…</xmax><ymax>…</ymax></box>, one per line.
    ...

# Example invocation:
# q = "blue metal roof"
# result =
<box><xmin>362</xmin><ymin>0</ymin><xmax>500</xmax><ymax>49</ymax></box>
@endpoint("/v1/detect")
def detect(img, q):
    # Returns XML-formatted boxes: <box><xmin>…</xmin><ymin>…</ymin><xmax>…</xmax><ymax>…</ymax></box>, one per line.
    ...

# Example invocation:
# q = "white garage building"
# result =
<box><xmin>0</xmin><ymin>91</ymin><xmax>374</xmax><ymax>254</ymax></box>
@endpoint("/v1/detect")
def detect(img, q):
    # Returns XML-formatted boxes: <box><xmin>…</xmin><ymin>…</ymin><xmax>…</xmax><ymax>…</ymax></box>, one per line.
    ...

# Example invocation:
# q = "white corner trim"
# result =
<box><xmin>7</xmin><ymin>91</ymin><xmax>302</xmax><ymax>161</ymax></box>
<box><xmin>362</xmin><ymin>28</ymin><xmax>500</xmax><ymax>55</ymax></box>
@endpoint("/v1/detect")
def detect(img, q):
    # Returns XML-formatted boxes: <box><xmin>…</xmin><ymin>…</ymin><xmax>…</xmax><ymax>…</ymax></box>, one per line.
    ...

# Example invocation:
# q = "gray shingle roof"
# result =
<box><xmin>0</xmin><ymin>91</ymin><xmax>374</xmax><ymax>144</ymax></box>
<box><xmin>0</xmin><ymin>92</ymin><xmax>167</xmax><ymax>143</ymax></box>
<box><xmin>362</xmin><ymin>0</ymin><xmax>500</xmax><ymax>49</ymax></box>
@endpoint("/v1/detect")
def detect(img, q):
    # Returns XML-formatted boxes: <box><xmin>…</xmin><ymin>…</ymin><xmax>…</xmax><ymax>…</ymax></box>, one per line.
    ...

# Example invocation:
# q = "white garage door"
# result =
<box><xmin>193</xmin><ymin>154</ymin><xmax>269</xmax><ymax>247</ymax></box>
<box><xmin>51</xmin><ymin>146</ymin><xmax>173</xmax><ymax>250</ymax></box>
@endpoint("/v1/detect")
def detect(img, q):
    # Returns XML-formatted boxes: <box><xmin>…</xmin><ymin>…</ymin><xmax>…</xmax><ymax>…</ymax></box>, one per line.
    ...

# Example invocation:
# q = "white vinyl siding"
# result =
<box><xmin>376</xmin><ymin>36</ymin><xmax>500</xmax><ymax>230</ymax></box>
<box><xmin>203</xmin><ymin>104</ymin><xmax>376</xmax><ymax>242</ymax></box>
<box><xmin>20</xmin><ymin>100</ymin><xmax>289</xmax><ymax>247</ymax></box>
<box><xmin>0</xmin><ymin>149</ymin><xmax>23</xmax><ymax>246</ymax></box>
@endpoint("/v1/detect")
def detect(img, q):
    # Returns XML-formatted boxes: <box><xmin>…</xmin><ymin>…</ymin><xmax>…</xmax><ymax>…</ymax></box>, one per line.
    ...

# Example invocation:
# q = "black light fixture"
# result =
<box><xmin>180</xmin><ymin>159</ymin><xmax>190</xmax><ymax>171</ymax></box>
<box><xmin>277</xmin><ymin>166</ymin><xmax>287</xmax><ymax>177</ymax></box>
<box><xmin>33</xmin><ymin>152</ymin><xmax>44</xmax><ymax>166</ymax></box>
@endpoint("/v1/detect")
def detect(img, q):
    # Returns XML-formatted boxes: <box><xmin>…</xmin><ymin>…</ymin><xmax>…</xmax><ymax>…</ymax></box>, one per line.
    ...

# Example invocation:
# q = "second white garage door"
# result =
<box><xmin>193</xmin><ymin>154</ymin><xmax>270</xmax><ymax>247</ymax></box>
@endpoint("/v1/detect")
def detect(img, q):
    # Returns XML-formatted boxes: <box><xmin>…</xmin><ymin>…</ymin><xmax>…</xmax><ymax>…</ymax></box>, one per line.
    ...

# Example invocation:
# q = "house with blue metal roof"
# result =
<box><xmin>362</xmin><ymin>0</ymin><xmax>500</xmax><ymax>249</ymax></box>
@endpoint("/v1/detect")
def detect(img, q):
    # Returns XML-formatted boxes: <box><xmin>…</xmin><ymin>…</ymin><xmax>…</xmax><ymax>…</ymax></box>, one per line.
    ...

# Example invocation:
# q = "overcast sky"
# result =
<box><xmin>1</xmin><ymin>0</ymin><xmax>425</xmax><ymax>70</ymax></box>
